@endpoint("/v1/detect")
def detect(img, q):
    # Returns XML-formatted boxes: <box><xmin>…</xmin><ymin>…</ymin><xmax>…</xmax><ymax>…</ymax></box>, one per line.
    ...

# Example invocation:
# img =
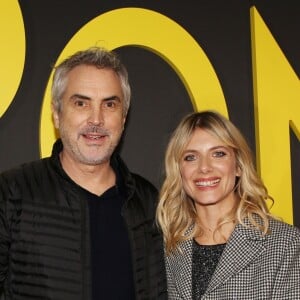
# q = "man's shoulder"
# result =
<box><xmin>129</xmin><ymin>172</ymin><xmax>158</xmax><ymax>199</ymax></box>
<box><xmin>0</xmin><ymin>157</ymin><xmax>51</xmax><ymax>182</ymax></box>
<box><xmin>131</xmin><ymin>172</ymin><xmax>157</xmax><ymax>190</ymax></box>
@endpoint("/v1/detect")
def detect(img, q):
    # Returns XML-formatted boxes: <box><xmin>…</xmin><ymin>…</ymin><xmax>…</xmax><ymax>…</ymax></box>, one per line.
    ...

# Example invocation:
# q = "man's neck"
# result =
<box><xmin>59</xmin><ymin>152</ymin><xmax>116</xmax><ymax>196</ymax></box>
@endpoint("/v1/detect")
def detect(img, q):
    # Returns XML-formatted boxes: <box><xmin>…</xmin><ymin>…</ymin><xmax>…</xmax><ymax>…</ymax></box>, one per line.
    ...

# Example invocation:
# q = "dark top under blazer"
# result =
<box><xmin>0</xmin><ymin>139</ymin><xmax>167</xmax><ymax>300</ymax></box>
<box><xmin>166</xmin><ymin>219</ymin><xmax>300</xmax><ymax>299</ymax></box>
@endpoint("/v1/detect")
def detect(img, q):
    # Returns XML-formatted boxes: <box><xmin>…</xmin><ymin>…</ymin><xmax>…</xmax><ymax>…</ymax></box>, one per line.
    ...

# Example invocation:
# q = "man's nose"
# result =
<box><xmin>88</xmin><ymin>106</ymin><xmax>104</xmax><ymax>126</ymax></box>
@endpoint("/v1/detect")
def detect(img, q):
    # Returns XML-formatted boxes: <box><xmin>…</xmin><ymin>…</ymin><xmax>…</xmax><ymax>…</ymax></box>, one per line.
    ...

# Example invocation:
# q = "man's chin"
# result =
<box><xmin>76</xmin><ymin>144</ymin><xmax>115</xmax><ymax>165</ymax></box>
<box><xmin>80</xmin><ymin>157</ymin><xmax>107</xmax><ymax>166</ymax></box>
<box><xmin>79</xmin><ymin>152</ymin><xmax>111</xmax><ymax>166</ymax></box>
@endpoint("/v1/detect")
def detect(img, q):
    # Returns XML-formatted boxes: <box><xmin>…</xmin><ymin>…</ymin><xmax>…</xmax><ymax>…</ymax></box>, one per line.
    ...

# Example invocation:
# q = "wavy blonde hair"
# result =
<box><xmin>156</xmin><ymin>111</ymin><xmax>273</xmax><ymax>254</ymax></box>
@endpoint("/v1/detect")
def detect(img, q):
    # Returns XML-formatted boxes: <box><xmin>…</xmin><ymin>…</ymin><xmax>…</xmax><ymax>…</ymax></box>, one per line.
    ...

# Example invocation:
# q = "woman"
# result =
<box><xmin>156</xmin><ymin>111</ymin><xmax>300</xmax><ymax>299</ymax></box>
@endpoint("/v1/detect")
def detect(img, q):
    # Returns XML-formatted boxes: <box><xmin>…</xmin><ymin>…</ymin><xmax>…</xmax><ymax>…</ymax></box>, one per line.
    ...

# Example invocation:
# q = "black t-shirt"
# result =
<box><xmin>86</xmin><ymin>181</ymin><xmax>135</xmax><ymax>300</ymax></box>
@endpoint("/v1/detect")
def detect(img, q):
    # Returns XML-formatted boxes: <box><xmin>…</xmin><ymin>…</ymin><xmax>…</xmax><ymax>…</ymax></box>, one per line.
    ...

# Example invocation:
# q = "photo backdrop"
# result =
<box><xmin>0</xmin><ymin>1</ymin><xmax>299</xmax><ymax>226</ymax></box>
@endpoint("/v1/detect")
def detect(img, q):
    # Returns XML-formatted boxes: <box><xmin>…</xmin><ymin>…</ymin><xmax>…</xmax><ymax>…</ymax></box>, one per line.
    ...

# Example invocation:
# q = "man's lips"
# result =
<box><xmin>83</xmin><ymin>134</ymin><xmax>107</xmax><ymax>140</ymax></box>
<box><xmin>80</xmin><ymin>126</ymin><xmax>110</xmax><ymax>141</ymax></box>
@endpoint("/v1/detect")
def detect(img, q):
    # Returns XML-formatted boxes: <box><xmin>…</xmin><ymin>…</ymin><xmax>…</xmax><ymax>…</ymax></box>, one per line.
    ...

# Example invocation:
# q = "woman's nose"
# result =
<box><xmin>198</xmin><ymin>157</ymin><xmax>212</xmax><ymax>173</ymax></box>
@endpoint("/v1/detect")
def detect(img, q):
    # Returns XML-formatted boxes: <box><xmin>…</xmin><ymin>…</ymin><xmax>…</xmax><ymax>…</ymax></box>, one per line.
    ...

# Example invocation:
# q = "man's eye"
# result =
<box><xmin>213</xmin><ymin>151</ymin><xmax>226</xmax><ymax>158</ymax></box>
<box><xmin>105</xmin><ymin>101</ymin><xmax>115</xmax><ymax>108</ymax></box>
<box><xmin>75</xmin><ymin>100</ymin><xmax>86</xmax><ymax>107</ymax></box>
<box><xmin>103</xmin><ymin>101</ymin><xmax>120</xmax><ymax>111</ymax></box>
<box><xmin>183</xmin><ymin>154</ymin><xmax>196</xmax><ymax>161</ymax></box>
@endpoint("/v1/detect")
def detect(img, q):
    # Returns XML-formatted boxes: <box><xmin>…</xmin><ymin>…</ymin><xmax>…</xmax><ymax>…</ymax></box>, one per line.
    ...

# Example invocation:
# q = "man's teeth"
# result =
<box><xmin>86</xmin><ymin>135</ymin><xmax>102</xmax><ymax>139</ymax></box>
<box><xmin>196</xmin><ymin>179</ymin><xmax>220</xmax><ymax>187</ymax></box>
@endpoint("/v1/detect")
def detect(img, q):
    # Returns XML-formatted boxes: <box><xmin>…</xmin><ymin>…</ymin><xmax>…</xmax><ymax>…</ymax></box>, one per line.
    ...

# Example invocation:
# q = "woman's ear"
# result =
<box><xmin>236</xmin><ymin>165</ymin><xmax>242</xmax><ymax>177</ymax></box>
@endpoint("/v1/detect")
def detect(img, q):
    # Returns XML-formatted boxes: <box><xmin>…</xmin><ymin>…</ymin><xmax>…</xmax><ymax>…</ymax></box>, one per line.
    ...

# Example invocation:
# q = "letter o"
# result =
<box><xmin>40</xmin><ymin>8</ymin><xmax>227</xmax><ymax>156</ymax></box>
<box><xmin>0</xmin><ymin>1</ymin><xmax>25</xmax><ymax>117</ymax></box>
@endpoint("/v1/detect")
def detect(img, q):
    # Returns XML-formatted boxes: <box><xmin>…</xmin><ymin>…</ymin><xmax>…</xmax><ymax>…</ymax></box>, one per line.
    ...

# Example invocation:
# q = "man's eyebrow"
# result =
<box><xmin>69</xmin><ymin>94</ymin><xmax>121</xmax><ymax>102</ymax></box>
<box><xmin>103</xmin><ymin>95</ymin><xmax>121</xmax><ymax>102</ymax></box>
<box><xmin>70</xmin><ymin>94</ymin><xmax>91</xmax><ymax>100</ymax></box>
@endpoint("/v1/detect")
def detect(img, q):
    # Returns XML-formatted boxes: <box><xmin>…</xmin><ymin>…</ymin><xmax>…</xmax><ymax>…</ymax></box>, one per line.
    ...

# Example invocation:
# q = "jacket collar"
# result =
<box><xmin>110</xmin><ymin>152</ymin><xmax>134</xmax><ymax>199</ymax></box>
<box><xmin>205</xmin><ymin>222</ymin><xmax>266</xmax><ymax>294</ymax></box>
<box><xmin>50</xmin><ymin>139</ymin><xmax>135</xmax><ymax>199</ymax></box>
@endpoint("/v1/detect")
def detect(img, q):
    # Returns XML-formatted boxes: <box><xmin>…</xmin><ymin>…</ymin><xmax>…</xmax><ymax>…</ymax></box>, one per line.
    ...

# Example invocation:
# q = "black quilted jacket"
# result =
<box><xmin>0</xmin><ymin>140</ymin><xmax>167</xmax><ymax>300</ymax></box>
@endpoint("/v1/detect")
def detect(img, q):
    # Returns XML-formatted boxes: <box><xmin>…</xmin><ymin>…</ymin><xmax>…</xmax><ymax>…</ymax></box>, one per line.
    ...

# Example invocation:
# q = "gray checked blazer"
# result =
<box><xmin>165</xmin><ymin>219</ymin><xmax>300</xmax><ymax>299</ymax></box>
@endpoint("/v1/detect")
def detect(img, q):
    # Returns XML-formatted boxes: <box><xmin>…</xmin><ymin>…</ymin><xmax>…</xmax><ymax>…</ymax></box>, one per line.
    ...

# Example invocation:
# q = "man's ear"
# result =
<box><xmin>51</xmin><ymin>103</ymin><xmax>59</xmax><ymax>129</ymax></box>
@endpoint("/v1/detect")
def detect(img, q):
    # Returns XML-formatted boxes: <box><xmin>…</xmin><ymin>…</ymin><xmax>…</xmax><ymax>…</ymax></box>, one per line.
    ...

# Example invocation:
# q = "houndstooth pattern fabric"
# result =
<box><xmin>165</xmin><ymin>219</ymin><xmax>300</xmax><ymax>299</ymax></box>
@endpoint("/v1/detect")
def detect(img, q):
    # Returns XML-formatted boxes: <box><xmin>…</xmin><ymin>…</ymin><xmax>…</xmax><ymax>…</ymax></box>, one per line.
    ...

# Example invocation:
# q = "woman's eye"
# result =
<box><xmin>184</xmin><ymin>154</ymin><xmax>196</xmax><ymax>161</ymax></box>
<box><xmin>213</xmin><ymin>151</ymin><xmax>226</xmax><ymax>158</ymax></box>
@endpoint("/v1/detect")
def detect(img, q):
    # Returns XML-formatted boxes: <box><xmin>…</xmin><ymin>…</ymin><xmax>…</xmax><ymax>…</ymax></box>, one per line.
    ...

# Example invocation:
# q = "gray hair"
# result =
<box><xmin>51</xmin><ymin>47</ymin><xmax>131</xmax><ymax>116</ymax></box>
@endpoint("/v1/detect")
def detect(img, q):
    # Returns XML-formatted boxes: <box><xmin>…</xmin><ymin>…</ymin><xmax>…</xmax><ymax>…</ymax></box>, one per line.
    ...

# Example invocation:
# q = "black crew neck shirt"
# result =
<box><xmin>86</xmin><ymin>182</ymin><xmax>135</xmax><ymax>300</ymax></box>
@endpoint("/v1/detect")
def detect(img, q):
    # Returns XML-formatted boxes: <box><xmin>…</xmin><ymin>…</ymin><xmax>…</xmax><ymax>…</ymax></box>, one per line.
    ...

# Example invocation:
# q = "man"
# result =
<box><xmin>0</xmin><ymin>47</ymin><xmax>167</xmax><ymax>299</ymax></box>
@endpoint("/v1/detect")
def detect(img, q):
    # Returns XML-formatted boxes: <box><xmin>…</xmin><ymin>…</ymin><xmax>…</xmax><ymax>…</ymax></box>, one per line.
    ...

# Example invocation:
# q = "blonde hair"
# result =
<box><xmin>156</xmin><ymin>111</ymin><xmax>273</xmax><ymax>254</ymax></box>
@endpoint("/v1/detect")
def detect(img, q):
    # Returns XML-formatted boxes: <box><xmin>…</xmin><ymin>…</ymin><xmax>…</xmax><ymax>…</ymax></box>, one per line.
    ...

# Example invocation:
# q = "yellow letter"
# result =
<box><xmin>40</xmin><ymin>8</ymin><xmax>227</xmax><ymax>157</ymax></box>
<box><xmin>251</xmin><ymin>7</ymin><xmax>300</xmax><ymax>224</ymax></box>
<box><xmin>0</xmin><ymin>1</ymin><xmax>25</xmax><ymax>117</ymax></box>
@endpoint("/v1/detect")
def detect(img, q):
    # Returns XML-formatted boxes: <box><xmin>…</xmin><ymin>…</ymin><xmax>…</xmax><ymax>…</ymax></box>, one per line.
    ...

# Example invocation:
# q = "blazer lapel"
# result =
<box><xmin>205</xmin><ymin>223</ymin><xmax>266</xmax><ymax>294</ymax></box>
<box><xmin>167</xmin><ymin>239</ymin><xmax>193</xmax><ymax>299</ymax></box>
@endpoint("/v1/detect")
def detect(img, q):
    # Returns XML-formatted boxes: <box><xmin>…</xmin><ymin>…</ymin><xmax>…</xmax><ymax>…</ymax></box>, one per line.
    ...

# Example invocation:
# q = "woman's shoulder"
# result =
<box><xmin>236</xmin><ymin>217</ymin><xmax>300</xmax><ymax>248</ymax></box>
<box><xmin>269</xmin><ymin>218</ymin><xmax>299</xmax><ymax>233</ymax></box>
<box><xmin>267</xmin><ymin>218</ymin><xmax>300</xmax><ymax>245</ymax></box>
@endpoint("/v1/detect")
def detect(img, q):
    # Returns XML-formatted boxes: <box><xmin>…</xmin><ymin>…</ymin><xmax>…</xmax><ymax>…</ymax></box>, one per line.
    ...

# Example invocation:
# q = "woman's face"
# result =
<box><xmin>180</xmin><ymin>128</ymin><xmax>240</xmax><ymax>213</ymax></box>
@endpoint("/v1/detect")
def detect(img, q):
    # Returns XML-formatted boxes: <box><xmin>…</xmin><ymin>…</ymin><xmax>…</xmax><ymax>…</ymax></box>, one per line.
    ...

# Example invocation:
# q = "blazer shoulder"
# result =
<box><xmin>267</xmin><ymin>218</ymin><xmax>300</xmax><ymax>246</ymax></box>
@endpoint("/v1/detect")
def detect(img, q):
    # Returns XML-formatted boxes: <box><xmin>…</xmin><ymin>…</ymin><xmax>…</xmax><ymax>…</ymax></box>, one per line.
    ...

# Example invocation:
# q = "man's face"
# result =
<box><xmin>52</xmin><ymin>64</ymin><xmax>126</xmax><ymax>166</ymax></box>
